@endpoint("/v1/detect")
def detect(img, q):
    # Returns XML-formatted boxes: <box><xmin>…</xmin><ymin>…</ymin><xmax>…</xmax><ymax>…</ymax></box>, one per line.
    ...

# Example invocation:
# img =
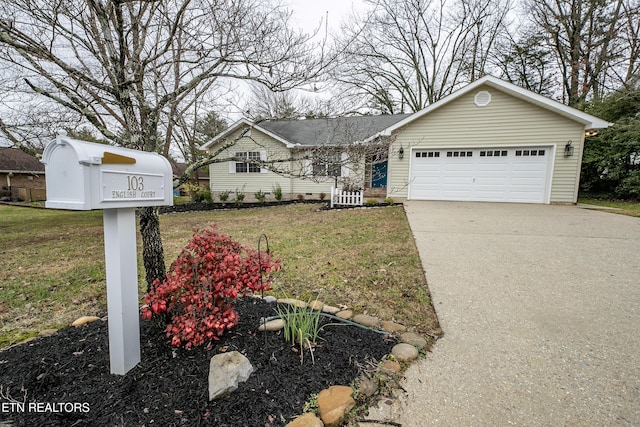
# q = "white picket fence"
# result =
<box><xmin>330</xmin><ymin>187</ymin><xmax>363</xmax><ymax>208</ymax></box>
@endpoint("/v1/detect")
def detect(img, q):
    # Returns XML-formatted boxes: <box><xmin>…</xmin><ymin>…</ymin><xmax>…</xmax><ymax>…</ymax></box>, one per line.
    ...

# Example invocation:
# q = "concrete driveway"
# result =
<box><xmin>367</xmin><ymin>201</ymin><xmax>640</xmax><ymax>426</ymax></box>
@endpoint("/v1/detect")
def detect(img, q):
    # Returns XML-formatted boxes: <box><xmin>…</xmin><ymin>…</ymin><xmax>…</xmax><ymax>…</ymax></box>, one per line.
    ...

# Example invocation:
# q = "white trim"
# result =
<box><xmin>547</xmin><ymin>144</ymin><xmax>558</xmax><ymax>204</ymax></box>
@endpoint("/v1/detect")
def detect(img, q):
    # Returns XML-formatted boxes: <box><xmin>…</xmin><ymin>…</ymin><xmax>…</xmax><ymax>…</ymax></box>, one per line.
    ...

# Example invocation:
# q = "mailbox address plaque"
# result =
<box><xmin>101</xmin><ymin>170</ymin><xmax>166</xmax><ymax>203</ymax></box>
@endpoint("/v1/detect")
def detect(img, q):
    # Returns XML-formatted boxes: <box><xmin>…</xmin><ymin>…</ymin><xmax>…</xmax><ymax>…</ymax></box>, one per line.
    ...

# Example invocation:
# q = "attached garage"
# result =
<box><xmin>409</xmin><ymin>146</ymin><xmax>552</xmax><ymax>203</ymax></box>
<box><xmin>383</xmin><ymin>76</ymin><xmax>611</xmax><ymax>204</ymax></box>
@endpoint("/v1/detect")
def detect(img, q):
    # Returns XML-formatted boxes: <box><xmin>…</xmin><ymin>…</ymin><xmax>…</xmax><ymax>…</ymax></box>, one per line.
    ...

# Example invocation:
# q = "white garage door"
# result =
<box><xmin>409</xmin><ymin>147</ymin><xmax>551</xmax><ymax>203</ymax></box>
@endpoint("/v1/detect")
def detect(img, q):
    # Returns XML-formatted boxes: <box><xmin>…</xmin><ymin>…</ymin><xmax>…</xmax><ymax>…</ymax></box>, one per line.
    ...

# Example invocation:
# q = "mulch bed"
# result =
<box><xmin>158</xmin><ymin>200</ymin><xmax>325</xmax><ymax>214</ymax></box>
<box><xmin>0</xmin><ymin>298</ymin><xmax>396</xmax><ymax>426</ymax></box>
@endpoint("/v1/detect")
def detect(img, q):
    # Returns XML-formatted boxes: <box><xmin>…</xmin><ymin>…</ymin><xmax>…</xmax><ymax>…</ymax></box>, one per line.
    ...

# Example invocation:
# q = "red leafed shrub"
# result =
<box><xmin>141</xmin><ymin>226</ymin><xmax>281</xmax><ymax>349</ymax></box>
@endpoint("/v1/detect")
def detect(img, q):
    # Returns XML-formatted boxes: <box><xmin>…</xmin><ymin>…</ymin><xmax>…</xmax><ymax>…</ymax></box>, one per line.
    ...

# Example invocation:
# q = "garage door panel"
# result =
<box><xmin>475</xmin><ymin>192</ymin><xmax>509</xmax><ymax>201</ymax></box>
<box><xmin>443</xmin><ymin>164</ymin><xmax>474</xmax><ymax>173</ymax></box>
<box><xmin>511</xmin><ymin>175</ymin><xmax>545</xmax><ymax>184</ymax></box>
<box><xmin>410</xmin><ymin>147</ymin><xmax>550</xmax><ymax>203</ymax></box>
<box><xmin>477</xmin><ymin>179</ymin><xmax>509</xmax><ymax>187</ymax></box>
<box><xmin>509</xmin><ymin>191</ymin><xmax>545</xmax><ymax>202</ymax></box>
<box><xmin>512</xmin><ymin>162</ymin><xmax>547</xmax><ymax>171</ymax></box>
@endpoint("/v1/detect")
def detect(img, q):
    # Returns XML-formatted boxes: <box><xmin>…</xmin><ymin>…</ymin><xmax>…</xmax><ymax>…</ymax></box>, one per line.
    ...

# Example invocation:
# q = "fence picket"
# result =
<box><xmin>330</xmin><ymin>187</ymin><xmax>363</xmax><ymax>208</ymax></box>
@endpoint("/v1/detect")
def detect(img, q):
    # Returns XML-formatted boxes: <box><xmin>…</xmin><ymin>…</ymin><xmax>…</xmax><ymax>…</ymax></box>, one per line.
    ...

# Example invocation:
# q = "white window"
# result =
<box><xmin>234</xmin><ymin>151</ymin><xmax>261</xmax><ymax>173</ymax></box>
<box><xmin>312</xmin><ymin>152</ymin><xmax>342</xmax><ymax>177</ymax></box>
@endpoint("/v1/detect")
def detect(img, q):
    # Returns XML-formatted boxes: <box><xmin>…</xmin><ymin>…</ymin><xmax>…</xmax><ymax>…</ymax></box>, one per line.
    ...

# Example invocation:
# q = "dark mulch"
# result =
<box><xmin>158</xmin><ymin>200</ymin><xmax>325</xmax><ymax>214</ymax></box>
<box><xmin>0</xmin><ymin>298</ymin><xmax>396</xmax><ymax>426</ymax></box>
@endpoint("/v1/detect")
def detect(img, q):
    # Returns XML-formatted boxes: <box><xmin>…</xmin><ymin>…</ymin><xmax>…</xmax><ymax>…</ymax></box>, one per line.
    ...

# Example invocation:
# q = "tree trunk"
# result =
<box><xmin>138</xmin><ymin>207</ymin><xmax>167</xmax><ymax>292</ymax></box>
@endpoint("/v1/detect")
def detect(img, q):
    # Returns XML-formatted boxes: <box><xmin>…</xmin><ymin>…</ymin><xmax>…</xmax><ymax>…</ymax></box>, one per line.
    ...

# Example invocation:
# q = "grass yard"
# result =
<box><xmin>579</xmin><ymin>198</ymin><xmax>640</xmax><ymax>217</ymax></box>
<box><xmin>0</xmin><ymin>203</ymin><xmax>437</xmax><ymax>349</ymax></box>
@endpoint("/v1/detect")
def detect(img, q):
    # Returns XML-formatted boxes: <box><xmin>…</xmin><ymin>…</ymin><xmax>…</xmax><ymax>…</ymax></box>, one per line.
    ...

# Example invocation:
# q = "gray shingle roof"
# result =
<box><xmin>259</xmin><ymin>114</ymin><xmax>410</xmax><ymax>146</ymax></box>
<box><xmin>0</xmin><ymin>147</ymin><xmax>44</xmax><ymax>173</ymax></box>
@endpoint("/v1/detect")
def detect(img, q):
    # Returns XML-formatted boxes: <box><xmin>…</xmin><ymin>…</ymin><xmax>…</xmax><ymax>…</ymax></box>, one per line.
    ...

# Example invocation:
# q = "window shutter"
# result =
<box><xmin>300</xmin><ymin>150</ymin><xmax>312</xmax><ymax>176</ymax></box>
<box><xmin>229</xmin><ymin>160</ymin><xmax>236</xmax><ymax>174</ymax></box>
<box><xmin>305</xmin><ymin>158</ymin><xmax>313</xmax><ymax>176</ymax></box>
<box><xmin>260</xmin><ymin>151</ymin><xmax>268</xmax><ymax>174</ymax></box>
<box><xmin>341</xmin><ymin>152</ymin><xmax>349</xmax><ymax>177</ymax></box>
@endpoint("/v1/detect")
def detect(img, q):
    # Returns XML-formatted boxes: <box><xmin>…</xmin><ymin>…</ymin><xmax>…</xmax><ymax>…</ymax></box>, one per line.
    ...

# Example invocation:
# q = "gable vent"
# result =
<box><xmin>474</xmin><ymin>90</ymin><xmax>492</xmax><ymax>107</ymax></box>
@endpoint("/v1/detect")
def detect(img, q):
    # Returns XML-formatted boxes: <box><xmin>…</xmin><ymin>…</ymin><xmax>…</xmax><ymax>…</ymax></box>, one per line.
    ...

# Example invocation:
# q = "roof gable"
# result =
<box><xmin>200</xmin><ymin>115</ymin><xmax>410</xmax><ymax>150</ymax></box>
<box><xmin>200</xmin><ymin>118</ymin><xmax>298</xmax><ymax>150</ymax></box>
<box><xmin>383</xmin><ymin>76</ymin><xmax>611</xmax><ymax>135</ymax></box>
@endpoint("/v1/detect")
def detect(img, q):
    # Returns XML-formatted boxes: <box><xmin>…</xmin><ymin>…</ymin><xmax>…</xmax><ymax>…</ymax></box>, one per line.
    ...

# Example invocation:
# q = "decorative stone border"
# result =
<box><xmin>257</xmin><ymin>296</ymin><xmax>441</xmax><ymax>427</ymax></box>
<box><xmin>63</xmin><ymin>296</ymin><xmax>442</xmax><ymax>427</ymax></box>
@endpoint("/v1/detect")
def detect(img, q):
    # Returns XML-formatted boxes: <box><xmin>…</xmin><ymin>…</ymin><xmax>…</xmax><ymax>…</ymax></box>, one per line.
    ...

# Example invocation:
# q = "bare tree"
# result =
<box><xmin>241</xmin><ymin>83</ymin><xmax>340</xmax><ymax>121</ymax></box>
<box><xmin>458</xmin><ymin>0</ymin><xmax>513</xmax><ymax>82</ymax></box>
<box><xmin>493</xmin><ymin>31</ymin><xmax>559</xmax><ymax>96</ymax></box>
<box><xmin>0</xmin><ymin>0</ymin><xmax>321</xmax><ymax>287</ymax></box>
<box><xmin>244</xmin><ymin>84</ymin><xmax>310</xmax><ymax>120</ymax></box>
<box><xmin>525</xmin><ymin>0</ymin><xmax>638</xmax><ymax>106</ymax></box>
<box><xmin>619</xmin><ymin>0</ymin><xmax>640</xmax><ymax>88</ymax></box>
<box><xmin>332</xmin><ymin>0</ymin><xmax>512</xmax><ymax>113</ymax></box>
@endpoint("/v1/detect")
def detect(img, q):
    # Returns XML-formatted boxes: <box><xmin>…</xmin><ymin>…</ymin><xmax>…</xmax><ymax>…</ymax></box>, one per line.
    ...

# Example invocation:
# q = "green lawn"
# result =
<box><xmin>579</xmin><ymin>198</ymin><xmax>640</xmax><ymax>217</ymax></box>
<box><xmin>0</xmin><ymin>203</ymin><xmax>438</xmax><ymax>348</ymax></box>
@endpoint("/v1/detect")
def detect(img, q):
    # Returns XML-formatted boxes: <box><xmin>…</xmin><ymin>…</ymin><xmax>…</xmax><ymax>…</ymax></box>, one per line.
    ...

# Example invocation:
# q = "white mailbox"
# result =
<box><xmin>41</xmin><ymin>134</ymin><xmax>174</xmax><ymax>375</ymax></box>
<box><xmin>42</xmin><ymin>135</ymin><xmax>173</xmax><ymax>210</ymax></box>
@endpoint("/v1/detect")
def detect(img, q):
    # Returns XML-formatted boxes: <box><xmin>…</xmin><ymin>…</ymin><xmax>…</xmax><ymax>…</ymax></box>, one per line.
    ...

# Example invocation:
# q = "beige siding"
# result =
<box><xmin>387</xmin><ymin>85</ymin><xmax>586</xmax><ymax>203</ymax></box>
<box><xmin>207</xmin><ymin>128</ymin><xmax>366</xmax><ymax>199</ymax></box>
<box><xmin>208</xmin><ymin>128</ymin><xmax>292</xmax><ymax>196</ymax></box>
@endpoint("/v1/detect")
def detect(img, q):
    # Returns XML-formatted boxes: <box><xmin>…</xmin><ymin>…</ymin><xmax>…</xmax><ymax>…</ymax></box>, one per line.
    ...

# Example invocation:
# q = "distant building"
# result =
<box><xmin>0</xmin><ymin>147</ymin><xmax>46</xmax><ymax>202</ymax></box>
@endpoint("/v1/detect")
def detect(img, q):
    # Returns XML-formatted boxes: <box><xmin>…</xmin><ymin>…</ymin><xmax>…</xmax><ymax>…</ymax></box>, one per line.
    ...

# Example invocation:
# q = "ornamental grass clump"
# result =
<box><xmin>142</xmin><ymin>226</ymin><xmax>281</xmax><ymax>349</ymax></box>
<box><xmin>276</xmin><ymin>301</ymin><xmax>323</xmax><ymax>364</ymax></box>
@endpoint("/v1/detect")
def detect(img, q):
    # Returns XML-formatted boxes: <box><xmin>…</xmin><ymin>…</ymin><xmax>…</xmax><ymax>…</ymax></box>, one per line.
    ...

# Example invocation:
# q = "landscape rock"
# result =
<box><xmin>38</xmin><ymin>329</ymin><xmax>58</xmax><ymax>337</ymax></box>
<box><xmin>380</xmin><ymin>320</ymin><xmax>407</xmax><ymax>333</ymax></box>
<box><xmin>317</xmin><ymin>385</ymin><xmax>355</xmax><ymax>427</ymax></box>
<box><xmin>71</xmin><ymin>316</ymin><xmax>100</xmax><ymax>327</ymax></box>
<box><xmin>335</xmin><ymin>310</ymin><xmax>353</xmax><ymax>320</ymax></box>
<box><xmin>208</xmin><ymin>351</ymin><xmax>254</xmax><ymax>400</ymax></box>
<box><xmin>358</xmin><ymin>375</ymin><xmax>378</xmax><ymax>398</ymax></box>
<box><xmin>307</xmin><ymin>300</ymin><xmax>324</xmax><ymax>311</ymax></box>
<box><xmin>392</xmin><ymin>343</ymin><xmax>419</xmax><ymax>362</ymax></box>
<box><xmin>352</xmin><ymin>314</ymin><xmax>380</xmax><ymax>328</ymax></box>
<box><xmin>285</xmin><ymin>412</ymin><xmax>324</xmax><ymax>427</ymax></box>
<box><xmin>257</xmin><ymin>319</ymin><xmax>285</xmax><ymax>331</ymax></box>
<box><xmin>399</xmin><ymin>332</ymin><xmax>427</xmax><ymax>349</ymax></box>
<box><xmin>278</xmin><ymin>298</ymin><xmax>307</xmax><ymax>308</ymax></box>
<box><xmin>321</xmin><ymin>305</ymin><xmax>341</xmax><ymax>315</ymax></box>
<box><xmin>262</xmin><ymin>296</ymin><xmax>277</xmax><ymax>303</ymax></box>
<box><xmin>380</xmin><ymin>360</ymin><xmax>402</xmax><ymax>374</ymax></box>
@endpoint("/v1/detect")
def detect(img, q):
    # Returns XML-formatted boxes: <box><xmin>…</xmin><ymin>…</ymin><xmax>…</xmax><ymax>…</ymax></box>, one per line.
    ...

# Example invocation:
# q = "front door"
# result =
<box><xmin>371</xmin><ymin>161</ymin><xmax>388</xmax><ymax>188</ymax></box>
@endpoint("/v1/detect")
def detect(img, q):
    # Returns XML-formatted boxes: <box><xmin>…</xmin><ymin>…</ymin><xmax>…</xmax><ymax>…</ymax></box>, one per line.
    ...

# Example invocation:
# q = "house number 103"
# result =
<box><xmin>127</xmin><ymin>175</ymin><xmax>144</xmax><ymax>191</ymax></box>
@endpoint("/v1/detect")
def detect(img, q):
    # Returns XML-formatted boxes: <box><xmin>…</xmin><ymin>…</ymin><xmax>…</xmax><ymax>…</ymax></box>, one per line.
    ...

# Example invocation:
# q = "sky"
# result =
<box><xmin>286</xmin><ymin>0</ymin><xmax>366</xmax><ymax>36</ymax></box>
